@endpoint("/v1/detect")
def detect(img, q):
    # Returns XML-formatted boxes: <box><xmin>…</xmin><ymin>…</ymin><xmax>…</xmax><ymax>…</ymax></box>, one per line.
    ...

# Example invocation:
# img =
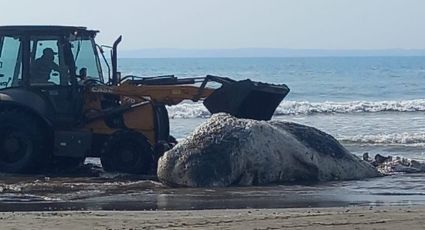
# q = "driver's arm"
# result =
<box><xmin>51</xmin><ymin>62</ymin><xmax>60</xmax><ymax>72</ymax></box>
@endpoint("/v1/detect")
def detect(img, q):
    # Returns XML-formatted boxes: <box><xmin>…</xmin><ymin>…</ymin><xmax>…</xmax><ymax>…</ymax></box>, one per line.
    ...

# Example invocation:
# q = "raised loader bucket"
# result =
<box><xmin>203</xmin><ymin>79</ymin><xmax>290</xmax><ymax>121</ymax></box>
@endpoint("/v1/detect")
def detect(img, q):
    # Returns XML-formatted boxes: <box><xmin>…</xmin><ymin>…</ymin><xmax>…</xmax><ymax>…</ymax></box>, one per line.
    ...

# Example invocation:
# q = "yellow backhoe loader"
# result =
<box><xmin>0</xmin><ymin>26</ymin><xmax>289</xmax><ymax>174</ymax></box>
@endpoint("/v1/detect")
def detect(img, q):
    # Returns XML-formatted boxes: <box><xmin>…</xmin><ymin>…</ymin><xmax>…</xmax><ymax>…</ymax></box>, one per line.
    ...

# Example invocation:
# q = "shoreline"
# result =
<box><xmin>1</xmin><ymin>205</ymin><xmax>425</xmax><ymax>229</ymax></box>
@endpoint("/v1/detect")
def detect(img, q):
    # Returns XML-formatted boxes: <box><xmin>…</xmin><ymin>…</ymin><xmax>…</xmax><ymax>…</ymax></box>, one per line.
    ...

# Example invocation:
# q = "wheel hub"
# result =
<box><xmin>3</xmin><ymin>136</ymin><xmax>20</xmax><ymax>154</ymax></box>
<box><xmin>0</xmin><ymin>131</ymin><xmax>29</xmax><ymax>163</ymax></box>
<box><xmin>120</xmin><ymin>149</ymin><xmax>135</xmax><ymax>163</ymax></box>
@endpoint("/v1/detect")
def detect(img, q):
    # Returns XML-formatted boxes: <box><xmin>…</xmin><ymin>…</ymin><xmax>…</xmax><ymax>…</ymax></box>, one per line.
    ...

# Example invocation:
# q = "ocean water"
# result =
<box><xmin>2</xmin><ymin>56</ymin><xmax>425</xmax><ymax>211</ymax></box>
<box><xmin>119</xmin><ymin>57</ymin><xmax>425</xmax><ymax>160</ymax></box>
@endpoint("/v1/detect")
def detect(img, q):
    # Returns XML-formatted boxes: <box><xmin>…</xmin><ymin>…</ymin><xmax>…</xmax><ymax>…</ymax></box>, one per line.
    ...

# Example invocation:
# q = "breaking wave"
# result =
<box><xmin>339</xmin><ymin>132</ymin><xmax>425</xmax><ymax>146</ymax></box>
<box><xmin>167</xmin><ymin>99</ymin><xmax>425</xmax><ymax>118</ymax></box>
<box><xmin>168</xmin><ymin>103</ymin><xmax>210</xmax><ymax>119</ymax></box>
<box><xmin>274</xmin><ymin>99</ymin><xmax>425</xmax><ymax>115</ymax></box>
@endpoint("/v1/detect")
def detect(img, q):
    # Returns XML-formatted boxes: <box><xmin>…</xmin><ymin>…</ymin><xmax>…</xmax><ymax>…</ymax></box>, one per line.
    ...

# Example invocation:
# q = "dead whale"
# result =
<box><xmin>157</xmin><ymin>113</ymin><xmax>381</xmax><ymax>187</ymax></box>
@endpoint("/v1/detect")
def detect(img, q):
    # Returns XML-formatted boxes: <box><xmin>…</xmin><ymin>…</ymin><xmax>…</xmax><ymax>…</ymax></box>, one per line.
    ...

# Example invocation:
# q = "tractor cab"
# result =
<box><xmin>0</xmin><ymin>26</ymin><xmax>104</xmax><ymax>87</ymax></box>
<box><xmin>0</xmin><ymin>26</ymin><xmax>106</xmax><ymax>126</ymax></box>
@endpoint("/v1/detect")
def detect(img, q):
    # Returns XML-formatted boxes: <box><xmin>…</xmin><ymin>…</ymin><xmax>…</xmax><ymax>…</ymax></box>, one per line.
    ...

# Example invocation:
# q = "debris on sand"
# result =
<box><xmin>363</xmin><ymin>153</ymin><xmax>425</xmax><ymax>174</ymax></box>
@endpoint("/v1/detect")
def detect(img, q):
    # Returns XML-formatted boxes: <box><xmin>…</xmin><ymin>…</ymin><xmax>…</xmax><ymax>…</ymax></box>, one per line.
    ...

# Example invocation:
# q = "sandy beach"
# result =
<box><xmin>1</xmin><ymin>205</ymin><xmax>424</xmax><ymax>230</ymax></box>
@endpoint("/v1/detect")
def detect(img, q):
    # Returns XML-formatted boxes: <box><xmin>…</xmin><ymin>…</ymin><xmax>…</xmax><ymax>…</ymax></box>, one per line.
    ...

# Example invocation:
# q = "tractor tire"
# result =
<box><xmin>0</xmin><ymin>109</ymin><xmax>49</xmax><ymax>173</ymax></box>
<box><xmin>100</xmin><ymin>130</ymin><xmax>154</xmax><ymax>174</ymax></box>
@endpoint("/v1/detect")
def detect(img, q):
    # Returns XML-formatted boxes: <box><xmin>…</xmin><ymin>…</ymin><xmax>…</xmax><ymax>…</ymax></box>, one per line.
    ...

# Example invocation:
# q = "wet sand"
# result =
<box><xmin>1</xmin><ymin>206</ymin><xmax>425</xmax><ymax>229</ymax></box>
<box><xmin>2</xmin><ymin>161</ymin><xmax>425</xmax><ymax>229</ymax></box>
<box><xmin>2</xmin><ymin>164</ymin><xmax>425</xmax><ymax>212</ymax></box>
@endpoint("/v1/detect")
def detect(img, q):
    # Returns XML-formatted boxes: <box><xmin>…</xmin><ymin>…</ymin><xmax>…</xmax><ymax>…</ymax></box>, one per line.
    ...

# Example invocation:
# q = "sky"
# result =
<box><xmin>1</xmin><ymin>0</ymin><xmax>425</xmax><ymax>50</ymax></box>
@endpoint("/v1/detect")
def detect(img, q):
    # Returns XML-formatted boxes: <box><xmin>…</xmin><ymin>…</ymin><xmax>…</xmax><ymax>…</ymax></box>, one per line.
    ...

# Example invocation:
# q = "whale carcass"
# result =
<box><xmin>158</xmin><ymin>114</ymin><xmax>381</xmax><ymax>187</ymax></box>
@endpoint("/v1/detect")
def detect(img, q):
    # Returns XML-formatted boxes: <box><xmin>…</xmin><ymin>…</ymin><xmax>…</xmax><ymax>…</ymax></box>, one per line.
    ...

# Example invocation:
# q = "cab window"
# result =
<box><xmin>30</xmin><ymin>37</ymin><xmax>70</xmax><ymax>86</ymax></box>
<box><xmin>0</xmin><ymin>36</ymin><xmax>22</xmax><ymax>89</ymax></box>
<box><xmin>71</xmin><ymin>38</ymin><xmax>103</xmax><ymax>83</ymax></box>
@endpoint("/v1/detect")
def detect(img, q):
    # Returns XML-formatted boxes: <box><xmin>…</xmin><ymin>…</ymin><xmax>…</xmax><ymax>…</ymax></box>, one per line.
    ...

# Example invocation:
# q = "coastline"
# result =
<box><xmin>1</xmin><ymin>205</ymin><xmax>425</xmax><ymax>229</ymax></box>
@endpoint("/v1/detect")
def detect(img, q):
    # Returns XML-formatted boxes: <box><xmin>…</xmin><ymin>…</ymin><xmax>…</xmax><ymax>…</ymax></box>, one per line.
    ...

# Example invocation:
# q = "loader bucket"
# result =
<box><xmin>203</xmin><ymin>79</ymin><xmax>290</xmax><ymax>121</ymax></box>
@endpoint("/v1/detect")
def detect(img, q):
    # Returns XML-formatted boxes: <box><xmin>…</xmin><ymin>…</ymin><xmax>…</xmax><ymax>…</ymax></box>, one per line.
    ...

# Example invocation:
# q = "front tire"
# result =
<box><xmin>0</xmin><ymin>109</ymin><xmax>49</xmax><ymax>173</ymax></box>
<box><xmin>100</xmin><ymin>130</ymin><xmax>154</xmax><ymax>174</ymax></box>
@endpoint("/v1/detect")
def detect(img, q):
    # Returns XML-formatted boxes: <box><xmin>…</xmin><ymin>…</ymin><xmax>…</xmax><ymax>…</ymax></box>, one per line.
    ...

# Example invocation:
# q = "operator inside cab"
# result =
<box><xmin>30</xmin><ymin>48</ymin><xmax>60</xmax><ymax>83</ymax></box>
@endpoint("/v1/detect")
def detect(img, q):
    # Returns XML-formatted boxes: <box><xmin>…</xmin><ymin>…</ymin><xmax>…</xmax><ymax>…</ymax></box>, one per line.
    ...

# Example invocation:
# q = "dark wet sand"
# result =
<box><xmin>2</xmin><ymin>169</ymin><xmax>425</xmax><ymax>212</ymax></box>
<box><xmin>1</xmin><ymin>206</ymin><xmax>425</xmax><ymax>230</ymax></box>
<box><xmin>2</xmin><ymin>161</ymin><xmax>425</xmax><ymax>229</ymax></box>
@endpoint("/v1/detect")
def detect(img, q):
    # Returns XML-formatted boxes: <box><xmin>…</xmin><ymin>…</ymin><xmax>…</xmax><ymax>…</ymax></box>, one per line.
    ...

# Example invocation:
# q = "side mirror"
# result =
<box><xmin>0</xmin><ymin>74</ymin><xmax>4</xmax><ymax>78</ymax></box>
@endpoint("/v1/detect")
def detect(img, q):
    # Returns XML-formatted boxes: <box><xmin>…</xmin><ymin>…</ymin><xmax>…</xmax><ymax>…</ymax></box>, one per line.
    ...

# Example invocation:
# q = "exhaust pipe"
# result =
<box><xmin>111</xmin><ymin>35</ymin><xmax>122</xmax><ymax>85</ymax></box>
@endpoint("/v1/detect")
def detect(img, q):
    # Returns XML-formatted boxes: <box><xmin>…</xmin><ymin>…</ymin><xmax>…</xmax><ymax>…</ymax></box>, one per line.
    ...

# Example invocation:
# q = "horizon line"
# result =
<box><xmin>121</xmin><ymin>48</ymin><xmax>425</xmax><ymax>51</ymax></box>
<box><xmin>117</xmin><ymin>48</ymin><xmax>425</xmax><ymax>58</ymax></box>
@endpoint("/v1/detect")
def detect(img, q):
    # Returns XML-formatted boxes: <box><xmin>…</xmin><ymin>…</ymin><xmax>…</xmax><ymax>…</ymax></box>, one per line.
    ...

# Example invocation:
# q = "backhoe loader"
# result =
<box><xmin>0</xmin><ymin>26</ymin><xmax>290</xmax><ymax>174</ymax></box>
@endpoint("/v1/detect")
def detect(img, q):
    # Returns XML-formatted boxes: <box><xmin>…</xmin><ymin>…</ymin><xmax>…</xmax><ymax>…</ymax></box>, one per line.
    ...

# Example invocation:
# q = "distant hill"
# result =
<box><xmin>119</xmin><ymin>48</ymin><xmax>425</xmax><ymax>58</ymax></box>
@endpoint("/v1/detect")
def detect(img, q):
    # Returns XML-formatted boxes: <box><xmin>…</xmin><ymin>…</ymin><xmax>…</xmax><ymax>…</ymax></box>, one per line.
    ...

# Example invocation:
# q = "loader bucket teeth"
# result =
<box><xmin>203</xmin><ymin>79</ymin><xmax>290</xmax><ymax>121</ymax></box>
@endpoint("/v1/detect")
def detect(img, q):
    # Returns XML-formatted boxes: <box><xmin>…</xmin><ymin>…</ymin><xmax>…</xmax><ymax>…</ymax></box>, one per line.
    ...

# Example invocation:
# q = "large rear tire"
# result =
<box><xmin>0</xmin><ymin>109</ymin><xmax>49</xmax><ymax>173</ymax></box>
<box><xmin>100</xmin><ymin>130</ymin><xmax>154</xmax><ymax>174</ymax></box>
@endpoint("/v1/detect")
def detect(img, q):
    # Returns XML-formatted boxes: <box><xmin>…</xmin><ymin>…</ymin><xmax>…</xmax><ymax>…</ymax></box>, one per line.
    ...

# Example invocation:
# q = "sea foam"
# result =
<box><xmin>167</xmin><ymin>99</ymin><xmax>425</xmax><ymax>118</ymax></box>
<box><xmin>275</xmin><ymin>99</ymin><xmax>425</xmax><ymax>115</ymax></box>
<box><xmin>339</xmin><ymin>132</ymin><xmax>425</xmax><ymax>146</ymax></box>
